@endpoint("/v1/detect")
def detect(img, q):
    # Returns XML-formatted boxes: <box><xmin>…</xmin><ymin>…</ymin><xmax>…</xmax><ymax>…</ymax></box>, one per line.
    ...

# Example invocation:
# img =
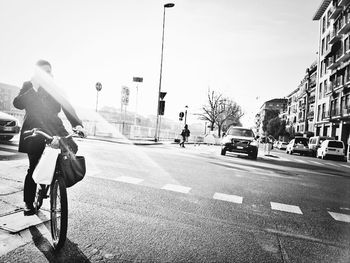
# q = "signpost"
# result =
<box><xmin>94</xmin><ymin>82</ymin><xmax>102</xmax><ymax>136</ymax></box>
<box><xmin>132</xmin><ymin>77</ymin><xmax>143</xmax><ymax>126</ymax></box>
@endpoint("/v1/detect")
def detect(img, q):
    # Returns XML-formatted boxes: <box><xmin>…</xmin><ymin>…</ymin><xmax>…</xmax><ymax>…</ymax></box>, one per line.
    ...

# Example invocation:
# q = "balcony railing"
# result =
<box><xmin>342</xmin><ymin>107</ymin><xmax>350</xmax><ymax>115</ymax></box>
<box><xmin>330</xmin><ymin>6</ymin><xmax>343</xmax><ymax>20</ymax></box>
<box><xmin>330</xmin><ymin>108</ymin><xmax>341</xmax><ymax>117</ymax></box>
<box><xmin>327</xmin><ymin>56</ymin><xmax>341</xmax><ymax>70</ymax></box>
<box><xmin>339</xmin><ymin>15</ymin><xmax>350</xmax><ymax>34</ymax></box>
<box><xmin>329</xmin><ymin>29</ymin><xmax>342</xmax><ymax>44</ymax></box>
<box><xmin>339</xmin><ymin>0</ymin><xmax>350</xmax><ymax>7</ymax></box>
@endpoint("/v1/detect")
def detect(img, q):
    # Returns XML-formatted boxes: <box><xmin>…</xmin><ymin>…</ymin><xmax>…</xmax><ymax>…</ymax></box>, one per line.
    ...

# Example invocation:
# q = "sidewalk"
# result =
<box><xmin>86</xmin><ymin>135</ymin><xmax>175</xmax><ymax>146</ymax></box>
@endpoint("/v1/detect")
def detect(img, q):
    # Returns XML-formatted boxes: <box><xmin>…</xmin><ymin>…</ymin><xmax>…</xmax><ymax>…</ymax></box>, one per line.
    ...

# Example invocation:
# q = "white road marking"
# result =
<box><xmin>161</xmin><ymin>184</ymin><xmax>191</xmax><ymax>194</ymax></box>
<box><xmin>114</xmin><ymin>176</ymin><xmax>143</xmax><ymax>184</ymax></box>
<box><xmin>270</xmin><ymin>202</ymin><xmax>303</xmax><ymax>214</ymax></box>
<box><xmin>0</xmin><ymin>151</ymin><xmax>14</xmax><ymax>156</ymax></box>
<box><xmin>328</xmin><ymin>212</ymin><xmax>350</xmax><ymax>223</ymax></box>
<box><xmin>309</xmin><ymin>160</ymin><xmax>322</xmax><ymax>165</ymax></box>
<box><xmin>339</xmin><ymin>164</ymin><xmax>350</xmax><ymax>168</ymax></box>
<box><xmin>213</xmin><ymin>193</ymin><xmax>243</xmax><ymax>204</ymax></box>
<box><xmin>295</xmin><ymin>159</ymin><xmax>307</xmax><ymax>164</ymax></box>
<box><xmin>324</xmin><ymin>162</ymin><xmax>338</xmax><ymax>167</ymax></box>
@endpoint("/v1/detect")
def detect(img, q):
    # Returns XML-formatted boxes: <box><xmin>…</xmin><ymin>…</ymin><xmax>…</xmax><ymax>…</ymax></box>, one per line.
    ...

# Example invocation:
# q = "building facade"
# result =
<box><xmin>313</xmin><ymin>0</ymin><xmax>350</xmax><ymax>147</ymax></box>
<box><xmin>256</xmin><ymin>98</ymin><xmax>287</xmax><ymax>136</ymax></box>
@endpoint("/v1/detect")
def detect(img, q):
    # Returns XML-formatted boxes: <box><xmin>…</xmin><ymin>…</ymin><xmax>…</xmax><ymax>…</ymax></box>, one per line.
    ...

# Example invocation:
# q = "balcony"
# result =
<box><xmin>329</xmin><ymin>29</ymin><xmax>341</xmax><ymax>44</ymax></box>
<box><xmin>330</xmin><ymin>108</ymin><xmax>341</xmax><ymax>117</ymax></box>
<box><xmin>339</xmin><ymin>17</ymin><xmax>350</xmax><ymax>34</ymax></box>
<box><xmin>327</xmin><ymin>57</ymin><xmax>341</xmax><ymax>70</ymax></box>
<box><xmin>342</xmin><ymin>107</ymin><xmax>350</xmax><ymax>116</ymax></box>
<box><xmin>330</xmin><ymin>6</ymin><xmax>343</xmax><ymax>20</ymax></box>
<box><xmin>339</xmin><ymin>0</ymin><xmax>350</xmax><ymax>6</ymax></box>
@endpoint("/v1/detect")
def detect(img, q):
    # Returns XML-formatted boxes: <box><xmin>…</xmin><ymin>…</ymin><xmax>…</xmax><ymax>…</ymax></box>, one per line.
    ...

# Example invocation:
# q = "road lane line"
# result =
<box><xmin>213</xmin><ymin>193</ymin><xmax>243</xmax><ymax>204</ymax></box>
<box><xmin>339</xmin><ymin>164</ymin><xmax>350</xmax><ymax>168</ymax></box>
<box><xmin>114</xmin><ymin>176</ymin><xmax>144</xmax><ymax>184</ymax></box>
<box><xmin>308</xmin><ymin>160</ymin><xmax>320</xmax><ymax>165</ymax></box>
<box><xmin>270</xmin><ymin>202</ymin><xmax>303</xmax><ymax>214</ymax></box>
<box><xmin>324</xmin><ymin>162</ymin><xmax>339</xmax><ymax>167</ymax></box>
<box><xmin>328</xmin><ymin>212</ymin><xmax>350</xmax><ymax>223</ymax></box>
<box><xmin>295</xmin><ymin>159</ymin><xmax>307</xmax><ymax>164</ymax></box>
<box><xmin>161</xmin><ymin>184</ymin><xmax>191</xmax><ymax>194</ymax></box>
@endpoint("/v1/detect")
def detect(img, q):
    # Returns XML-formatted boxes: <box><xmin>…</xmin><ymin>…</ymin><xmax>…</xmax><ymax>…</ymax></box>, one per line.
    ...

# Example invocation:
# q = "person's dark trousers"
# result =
<box><xmin>24</xmin><ymin>153</ymin><xmax>42</xmax><ymax>204</ymax></box>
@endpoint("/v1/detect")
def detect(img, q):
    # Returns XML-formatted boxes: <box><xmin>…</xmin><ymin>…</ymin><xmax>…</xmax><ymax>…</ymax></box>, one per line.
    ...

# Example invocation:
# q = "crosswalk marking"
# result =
<box><xmin>328</xmin><ymin>212</ymin><xmax>350</xmax><ymax>223</ymax></box>
<box><xmin>213</xmin><ymin>193</ymin><xmax>243</xmax><ymax>204</ymax></box>
<box><xmin>271</xmin><ymin>202</ymin><xmax>303</xmax><ymax>215</ymax></box>
<box><xmin>161</xmin><ymin>184</ymin><xmax>191</xmax><ymax>194</ymax></box>
<box><xmin>114</xmin><ymin>176</ymin><xmax>143</xmax><ymax>184</ymax></box>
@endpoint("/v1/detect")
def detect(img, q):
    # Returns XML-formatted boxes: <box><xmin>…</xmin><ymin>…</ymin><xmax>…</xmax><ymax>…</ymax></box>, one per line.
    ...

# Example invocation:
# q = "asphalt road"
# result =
<box><xmin>1</xmin><ymin>139</ymin><xmax>350</xmax><ymax>262</ymax></box>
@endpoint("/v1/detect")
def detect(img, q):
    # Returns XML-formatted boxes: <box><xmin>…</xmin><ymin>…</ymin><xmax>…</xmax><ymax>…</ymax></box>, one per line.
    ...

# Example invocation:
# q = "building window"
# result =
<box><xmin>327</xmin><ymin>10</ymin><xmax>332</xmax><ymax>28</ymax></box>
<box><xmin>324</xmin><ymin>79</ymin><xmax>328</xmax><ymax>94</ymax></box>
<box><xmin>317</xmin><ymin>105</ymin><xmax>321</xmax><ymax>121</ymax></box>
<box><xmin>319</xmin><ymin>83</ymin><xmax>323</xmax><ymax>99</ymax></box>
<box><xmin>321</xmin><ymin>38</ymin><xmax>325</xmax><ymax>55</ymax></box>
<box><xmin>322</xmin><ymin>16</ymin><xmax>326</xmax><ymax>33</ymax></box>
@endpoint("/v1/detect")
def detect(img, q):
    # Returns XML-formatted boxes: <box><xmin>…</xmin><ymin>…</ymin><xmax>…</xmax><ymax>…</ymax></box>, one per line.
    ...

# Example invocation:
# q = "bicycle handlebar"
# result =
<box><xmin>24</xmin><ymin>128</ymin><xmax>85</xmax><ymax>141</ymax></box>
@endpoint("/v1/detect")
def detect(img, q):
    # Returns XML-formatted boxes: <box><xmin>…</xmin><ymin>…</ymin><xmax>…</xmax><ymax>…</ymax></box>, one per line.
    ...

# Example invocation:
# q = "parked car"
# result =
<box><xmin>220</xmin><ymin>127</ymin><xmax>258</xmax><ymax>159</ymax></box>
<box><xmin>277</xmin><ymin>141</ymin><xmax>288</xmax><ymax>150</ymax></box>
<box><xmin>286</xmin><ymin>137</ymin><xmax>311</xmax><ymax>155</ymax></box>
<box><xmin>316</xmin><ymin>140</ymin><xmax>346</xmax><ymax>161</ymax></box>
<box><xmin>0</xmin><ymin>111</ymin><xmax>21</xmax><ymax>141</ymax></box>
<box><xmin>308</xmin><ymin>136</ymin><xmax>335</xmax><ymax>157</ymax></box>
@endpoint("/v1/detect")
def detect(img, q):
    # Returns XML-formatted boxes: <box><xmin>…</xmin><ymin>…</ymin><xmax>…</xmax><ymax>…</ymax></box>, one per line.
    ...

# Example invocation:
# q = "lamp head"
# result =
<box><xmin>164</xmin><ymin>3</ymin><xmax>175</xmax><ymax>8</ymax></box>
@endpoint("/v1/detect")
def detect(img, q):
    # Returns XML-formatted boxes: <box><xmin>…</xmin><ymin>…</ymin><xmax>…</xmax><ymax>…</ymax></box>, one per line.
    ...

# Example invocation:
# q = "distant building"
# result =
<box><xmin>313</xmin><ymin>0</ymin><xmax>350</xmax><ymax>146</ymax></box>
<box><xmin>256</xmin><ymin>98</ymin><xmax>287</xmax><ymax>135</ymax></box>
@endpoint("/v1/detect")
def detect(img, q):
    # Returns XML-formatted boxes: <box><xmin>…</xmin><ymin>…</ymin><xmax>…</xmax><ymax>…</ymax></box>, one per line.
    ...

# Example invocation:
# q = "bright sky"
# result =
<box><xmin>0</xmin><ymin>0</ymin><xmax>321</xmax><ymax>127</ymax></box>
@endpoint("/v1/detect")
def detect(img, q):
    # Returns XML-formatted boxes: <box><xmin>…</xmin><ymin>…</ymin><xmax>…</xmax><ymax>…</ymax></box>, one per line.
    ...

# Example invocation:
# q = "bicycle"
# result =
<box><xmin>24</xmin><ymin>128</ymin><xmax>85</xmax><ymax>250</ymax></box>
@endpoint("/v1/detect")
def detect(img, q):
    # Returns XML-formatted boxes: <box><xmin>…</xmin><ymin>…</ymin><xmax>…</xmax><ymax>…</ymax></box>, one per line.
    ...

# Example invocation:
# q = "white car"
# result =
<box><xmin>316</xmin><ymin>140</ymin><xmax>345</xmax><ymax>161</ymax></box>
<box><xmin>277</xmin><ymin>141</ymin><xmax>288</xmax><ymax>150</ymax></box>
<box><xmin>286</xmin><ymin>137</ymin><xmax>311</xmax><ymax>156</ymax></box>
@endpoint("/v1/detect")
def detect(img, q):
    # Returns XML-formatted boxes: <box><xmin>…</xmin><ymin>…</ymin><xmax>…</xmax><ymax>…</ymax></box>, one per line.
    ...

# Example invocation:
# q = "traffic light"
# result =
<box><xmin>179</xmin><ymin>112</ymin><xmax>184</xmax><ymax>121</ymax></box>
<box><xmin>159</xmin><ymin>100</ymin><xmax>165</xmax><ymax>115</ymax></box>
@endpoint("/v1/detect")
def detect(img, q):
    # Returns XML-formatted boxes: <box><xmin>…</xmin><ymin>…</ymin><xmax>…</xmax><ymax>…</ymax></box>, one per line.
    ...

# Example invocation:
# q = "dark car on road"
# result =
<box><xmin>0</xmin><ymin>111</ymin><xmax>21</xmax><ymax>141</ymax></box>
<box><xmin>220</xmin><ymin>127</ymin><xmax>258</xmax><ymax>159</ymax></box>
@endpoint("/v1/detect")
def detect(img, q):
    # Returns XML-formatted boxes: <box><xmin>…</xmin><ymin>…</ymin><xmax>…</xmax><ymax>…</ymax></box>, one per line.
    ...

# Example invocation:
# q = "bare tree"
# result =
<box><xmin>196</xmin><ymin>89</ymin><xmax>222</xmax><ymax>131</ymax></box>
<box><xmin>216</xmin><ymin>98</ymin><xmax>244</xmax><ymax>136</ymax></box>
<box><xmin>196</xmin><ymin>89</ymin><xmax>244</xmax><ymax>136</ymax></box>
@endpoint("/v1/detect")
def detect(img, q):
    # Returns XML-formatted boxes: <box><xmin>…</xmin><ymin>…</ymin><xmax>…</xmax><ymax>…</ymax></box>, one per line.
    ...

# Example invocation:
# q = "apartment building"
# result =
<box><xmin>313</xmin><ymin>0</ymin><xmax>350</xmax><ymax>146</ymax></box>
<box><xmin>256</xmin><ymin>98</ymin><xmax>287</xmax><ymax>135</ymax></box>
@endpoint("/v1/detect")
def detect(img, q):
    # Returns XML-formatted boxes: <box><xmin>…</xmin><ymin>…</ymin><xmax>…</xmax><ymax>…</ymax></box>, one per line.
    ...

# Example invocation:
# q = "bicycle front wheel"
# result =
<box><xmin>50</xmin><ymin>176</ymin><xmax>68</xmax><ymax>250</ymax></box>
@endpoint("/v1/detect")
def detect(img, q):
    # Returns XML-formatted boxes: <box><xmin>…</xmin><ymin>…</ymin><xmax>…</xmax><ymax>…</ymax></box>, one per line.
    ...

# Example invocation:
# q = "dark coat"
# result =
<box><xmin>13</xmin><ymin>81</ymin><xmax>82</xmax><ymax>154</ymax></box>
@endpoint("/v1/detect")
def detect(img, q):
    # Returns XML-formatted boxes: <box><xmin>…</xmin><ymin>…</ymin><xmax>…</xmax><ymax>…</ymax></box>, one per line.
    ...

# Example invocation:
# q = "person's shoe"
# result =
<box><xmin>23</xmin><ymin>203</ymin><xmax>36</xmax><ymax>216</ymax></box>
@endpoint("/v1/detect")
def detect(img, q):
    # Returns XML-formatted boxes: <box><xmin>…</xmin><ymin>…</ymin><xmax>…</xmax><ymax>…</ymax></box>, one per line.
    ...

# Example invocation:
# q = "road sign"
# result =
<box><xmin>121</xmin><ymin>86</ymin><xmax>130</xmax><ymax>105</ymax></box>
<box><xmin>133</xmin><ymin>77</ymin><xmax>143</xmax><ymax>83</ymax></box>
<box><xmin>96</xmin><ymin>82</ymin><xmax>102</xmax><ymax>91</ymax></box>
<box><xmin>159</xmin><ymin>92</ymin><xmax>167</xmax><ymax>100</ymax></box>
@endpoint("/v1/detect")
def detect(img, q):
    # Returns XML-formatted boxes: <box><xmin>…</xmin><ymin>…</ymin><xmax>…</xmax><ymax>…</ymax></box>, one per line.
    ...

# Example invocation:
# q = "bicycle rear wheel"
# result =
<box><xmin>50</xmin><ymin>176</ymin><xmax>68</xmax><ymax>250</ymax></box>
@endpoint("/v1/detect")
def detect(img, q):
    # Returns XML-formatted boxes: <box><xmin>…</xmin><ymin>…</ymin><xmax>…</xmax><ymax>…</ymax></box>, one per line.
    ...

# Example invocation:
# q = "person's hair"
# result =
<box><xmin>36</xmin><ymin>59</ymin><xmax>51</xmax><ymax>68</ymax></box>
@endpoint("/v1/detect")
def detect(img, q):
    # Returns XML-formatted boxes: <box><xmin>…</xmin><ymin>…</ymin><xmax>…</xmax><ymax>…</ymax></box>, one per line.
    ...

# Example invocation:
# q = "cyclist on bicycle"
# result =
<box><xmin>13</xmin><ymin>59</ymin><xmax>85</xmax><ymax>216</ymax></box>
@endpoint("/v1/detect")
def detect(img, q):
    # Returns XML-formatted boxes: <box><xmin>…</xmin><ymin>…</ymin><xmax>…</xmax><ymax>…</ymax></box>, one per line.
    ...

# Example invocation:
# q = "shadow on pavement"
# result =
<box><xmin>29</xmin><ymin>225</ymin><xmax>91</xmax><ymax>263</ymax></box>
<box><xmin>216</xmin><ymin>153</ymin><xmax>348</xmax><ymax>178</ymax></box>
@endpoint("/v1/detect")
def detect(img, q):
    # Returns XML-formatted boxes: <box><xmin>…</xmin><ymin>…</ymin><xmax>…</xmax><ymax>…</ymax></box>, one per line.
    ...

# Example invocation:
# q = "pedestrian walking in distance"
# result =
<box><xmin>13</xmin><ymin>59</ymin><xmax>85</xmax><ymax>216</ymax></box>
<box><xmin>179</xmin><ymin>124</ymin><xmax>190</xmax><ymax>148</ymax></box>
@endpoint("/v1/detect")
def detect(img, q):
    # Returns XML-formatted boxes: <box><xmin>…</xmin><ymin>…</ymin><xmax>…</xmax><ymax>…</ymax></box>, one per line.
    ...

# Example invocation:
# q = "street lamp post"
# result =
<box><xmin>94</xmin><ymin>82</ymin><xmax>102</xmax><ymax>136</ymax></box>
<box><xmin>184</xmin><ymin>105</ymin><xmax>188</xmax><ymax>126</ymax></box>
<box><xmin>154</xmin><ymin>3</ymin><xmax>175</xmax><ymax>142</ymax></box>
